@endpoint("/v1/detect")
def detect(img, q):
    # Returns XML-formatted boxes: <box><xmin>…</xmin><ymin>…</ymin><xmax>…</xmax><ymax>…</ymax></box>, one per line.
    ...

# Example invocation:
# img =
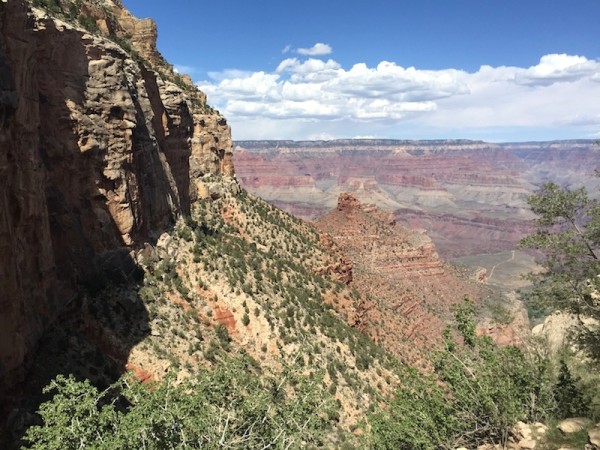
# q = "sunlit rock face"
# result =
<box><xmin>316</xmin><ymin>193</ymin><xmax>484</xmax><ymax>367</ymax></box>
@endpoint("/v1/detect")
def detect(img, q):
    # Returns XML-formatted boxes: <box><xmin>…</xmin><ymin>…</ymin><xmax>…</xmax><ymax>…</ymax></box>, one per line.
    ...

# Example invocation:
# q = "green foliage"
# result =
<box><xmin>520</xmin><ymin>182</ymin><xmax>600</xmax><ymax>362</ymax></box>
<box><xmin>242</xmin><ymin>312</ymin><xmax>250</xmax><ymax>326</ymax></box>
<box><xmin>177</xmin><ymin>224</ymin><xmax>193</xmax><ymax>242</ymax></box>
<box><xmin>370</xmin><ymin>299</ymin><xmax>555</xmax><ymax>449</ymax></box>
<box><xmin>23</xmin><ymin>356</ymin><xmax>337</xmax><ymax>449</ymax></box>
<box><xmin>214</xmin><ymin>324</ymin><xmax>231</xmax><ymax>352</ymax></box>
<box><xmin>453</xmin><ymin>296</ymin><xmax>477</xmax><ymax>347</ymax></box>
<box><xmin>31</xmin><ymin>0</ymin><xmax>62</xmax><ymax>15</ymax></box>
<box><xmin>554</xmin><ymin>360</ymin><xmax>588</xmax><ymax>419</ymax></box>
<box><xmin>369</xmin><ymin>367</ymin><xmax>459</xmax><ymax>450</ymax></box>
<box><xmin>77</xmin><ymin>14</ymin><xmax>99</xmax><ymax>32</ymax></box>
<box><xmin>22</xmin><ymin>375</ymin><xmax>118</xmax><ymax>449</ymax></box>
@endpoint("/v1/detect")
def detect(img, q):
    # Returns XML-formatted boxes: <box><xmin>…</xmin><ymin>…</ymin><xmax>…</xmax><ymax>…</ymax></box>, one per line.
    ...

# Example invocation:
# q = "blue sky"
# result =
<box><xmin>122</xmin><ymin>0</ymin><xmax>600</xmax><ymax>141</ymax></box>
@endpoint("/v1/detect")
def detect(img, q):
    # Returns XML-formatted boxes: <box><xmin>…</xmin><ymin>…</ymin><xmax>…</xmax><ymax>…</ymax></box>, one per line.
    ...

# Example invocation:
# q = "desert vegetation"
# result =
<box><xmin>6</xmin><ymin>2</ymin><xmax>599</xmax><ymax>448</ymax></box>
<box><xmin>18</xmin><ymin>178</ymin><xmax>600</xmax><ymax>449</ymax></box>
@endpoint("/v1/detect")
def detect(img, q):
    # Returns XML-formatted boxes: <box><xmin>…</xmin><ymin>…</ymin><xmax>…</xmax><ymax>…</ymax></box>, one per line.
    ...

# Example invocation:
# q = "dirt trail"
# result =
<box><xmin>487</xmin><ymin>250</ymin><xmax>515</xmax><ymax>283</ymax></box>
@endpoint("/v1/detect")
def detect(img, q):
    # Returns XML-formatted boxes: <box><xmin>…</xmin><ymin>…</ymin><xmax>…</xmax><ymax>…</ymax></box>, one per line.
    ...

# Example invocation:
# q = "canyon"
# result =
<box><xmin>1</xmin><ymin>2</ymin><xmax>479</xmax><ymax>442</ymax></box>
<box><xmin>3</xmin><ymin>1</ymin><xmax>597</xmax><ymax>447</ymax></box>
<box><xmin>316</xmin><ymin>192</ymin><xmax>486</xmax><ymax>367</ymax></box>
<box><xmin>234</xmin><ymin>139</ymin><xmax>600</xmax><ymax>259</ymax></box>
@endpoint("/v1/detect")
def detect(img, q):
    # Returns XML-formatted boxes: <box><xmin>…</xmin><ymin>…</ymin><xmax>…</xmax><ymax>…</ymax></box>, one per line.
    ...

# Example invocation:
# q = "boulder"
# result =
<box><xmin>514</xmin><ymin>421</ymin><xmax>533</xmax><ymax>440</ymax></box>
<box><xmin>589</xmin><ymin>424</ymin><xmax>600</xmax><ymax>449</ymax></box>
<box><xmin>558</xmin><ymin>417</ymin><xmax>592</xmax><ymax>434</ymax></box>
<box><xmin>519</xmin><ymin>439</ymin><xmax>536</xmax><ymax>449</ymax></box>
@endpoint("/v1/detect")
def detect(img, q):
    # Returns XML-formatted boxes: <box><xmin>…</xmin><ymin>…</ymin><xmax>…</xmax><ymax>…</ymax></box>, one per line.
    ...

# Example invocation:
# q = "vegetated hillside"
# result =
<box><xmin>4</xmin><ymin>1</ymin><xmax>576</xmax><ymax>448</ymax></box>
<box><xmin>1</xmin><ymin>0</ymin><xmax>411</xmax><ymax>445</ymax></box>
<box><xmin>233</xmin><ymin>139</ymin><xmax>600</xmax><ymax>259</ymax></box>
<box><xmin>5</xmin><ymin>179</ymin><xmax>400</xmax><ymax>446</ymax></box>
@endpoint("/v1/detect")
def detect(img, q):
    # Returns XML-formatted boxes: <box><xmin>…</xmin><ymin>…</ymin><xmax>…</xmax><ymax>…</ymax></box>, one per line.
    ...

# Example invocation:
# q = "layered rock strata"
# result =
<box><xmin>316</xmin><ymin>193</ymin><xmax>483</xmax><ymax>366</ymax></box>
<box><xmin>0</xmin><ymin>0</ymin><xmax>232</xmax><ymax>391</ymax></box>
<box><xmin>234</xmin><ymin>139</ymin><xmax>600</xmax><ymax>258</ymax></box>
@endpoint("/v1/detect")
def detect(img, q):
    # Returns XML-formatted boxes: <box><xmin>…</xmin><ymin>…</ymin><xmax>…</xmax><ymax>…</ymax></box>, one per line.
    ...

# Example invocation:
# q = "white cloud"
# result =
<box><xmin>276</xmin><ymin>57</ymin><xmax>341</xmax><ymax>74</ymax></box>
<box><xmin>296</xmin><ymin>43</ymin><xmax>332</xmax><ymax>56</ymax></box>
<box><xmin>196</xmin><ymin>53</ymin><xmax>600</xmax><ymax>141</ymax></box>
<box><xmin>174</xmin><ymin>64</ymin><xmax>197</xmax><ymax>75</ymax></box>
<box><xmin>328</xmin><ymin>61</ymin><xmax>469</xmax><ymax>102</ymax></box>
<box><xmin>281</xmin><ymin>44</ymin><xmax>291</xmax><ymax>54</ymax></box>
<box><xmin>515</xmin><ymin>53</ymin><xmax>599</xmax><ymax>86</ymax></box>
<box><xmin>276</xmin><ymin>58</ymin><xmax>342</xmax><ymax>83</ymax></box>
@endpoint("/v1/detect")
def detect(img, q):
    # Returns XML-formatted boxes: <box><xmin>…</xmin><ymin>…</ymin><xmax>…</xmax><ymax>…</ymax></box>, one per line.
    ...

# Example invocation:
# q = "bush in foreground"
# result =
<box><xmin>23</xmin><ymin>356</ymin><xmax>337</xmax><ymax>449</ymax></box>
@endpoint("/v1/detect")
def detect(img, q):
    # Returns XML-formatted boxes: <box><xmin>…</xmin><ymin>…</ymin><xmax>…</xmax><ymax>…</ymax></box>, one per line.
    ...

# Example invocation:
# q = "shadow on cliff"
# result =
<box><xmin>1</xmin><ymin>12</ymin><xmax>190</xmax><ymax>447</ymax></box>
<box><xmin>4</xmin><ymin>279</ymin><xmax>153</xmax><ymax>448</ymax></box>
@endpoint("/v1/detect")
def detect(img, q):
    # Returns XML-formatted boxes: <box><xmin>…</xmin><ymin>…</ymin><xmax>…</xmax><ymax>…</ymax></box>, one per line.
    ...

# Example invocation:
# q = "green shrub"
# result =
<box><xmin>77</xmin><ymin>14</ymin><xmax>99</xmax><ymax>32</ymax></box>
<box><xmin>23</xmin><ymin>356</ymin><xmax>338</xmax><ymax>449</ymax></box>
<box><xmin>554</xmin><ymin>360</ymin><xmax>588</xmax><ymax>419</ymax></box>
<box><xmin>242</xmin><ymin>313</ymin><xmax>250</xmax><ymax>326</ymax></box>
<box><xmin>370</xmin><ymin>298</ymin><xmax>555</xmax><ymax>449</ymax></box>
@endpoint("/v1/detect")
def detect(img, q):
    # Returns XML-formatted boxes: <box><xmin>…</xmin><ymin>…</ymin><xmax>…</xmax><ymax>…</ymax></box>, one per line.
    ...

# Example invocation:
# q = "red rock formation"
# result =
<box><xmin>337</xmin><ymin>192</ymin><xmax>362</xmax><ymax>211</ymax></box>
<box><xmin>211</xmin><ymin>306</ymin><xmax>238</xmax><ymax>336</ymax></box>
<box><xmin>0</xmin><ymin>0</ymin><xmax>233</xmax><ymax>392</ymax></box>
<box><xmin>315</xmin><ymin>233</ymin><xmax>353</xmax><ymax>284</ymax></box>
<box><xmin>316</xmin><ymin>193</ymin><xmax>484</xmax><ymax>366</ymax></box>
<box><xmin>234</xmin><ymin>139</ymin><xmax>600</xmax><ymax>259</ymax></box>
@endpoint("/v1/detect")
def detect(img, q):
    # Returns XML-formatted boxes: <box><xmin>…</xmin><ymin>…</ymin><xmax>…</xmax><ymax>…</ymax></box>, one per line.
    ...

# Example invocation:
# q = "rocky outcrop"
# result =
<box><xmin>558</xmin><ymin>417</ymin><xmax>592</xmax><ymax>434</ymax></box>
<box><xmin>316</xmin><ymin>193</ymin><xmax>484</xmax><ymax>365</ymax></box>
<box><xmin>589</xmin><ymin>423</ymin><xmax>600</xmax><ymax>449</ymax></box>
<box><xmin>110</xmin><ymin>1</ymin><xmax>166</xmax><ymax>68</ymax></box>
<box><xmin>0</xmin><ymin>0</ymin><xmax>233</xmax><ymax>392</ymax></box>
<box><xmin>315</xmin><ymin>233</ymin><xmax>353</xmax><ymax>284</ymax></box>
<box><xmin>532</xmin><ymin>312</ymin><xmax>600</xmax><ymax>355</ymax></box>
<box><xmin>337</xmin><ymin>192</ymin><xmax>362</xmax><ymax>212</ymax></box>
<box><xmin>233</xmin><ymin>139</ymin><xmax>600</xmax><ymax>259</ymax></box>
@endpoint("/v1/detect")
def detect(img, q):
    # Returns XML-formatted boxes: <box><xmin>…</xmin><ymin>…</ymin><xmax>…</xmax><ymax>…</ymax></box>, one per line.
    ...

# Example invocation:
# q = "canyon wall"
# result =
<box><xmin>0</xmin><ymin>0</ymin><xmax>233</xmax><ymax>390</ymax></box>
<box><xmin>316</xmin><ymin>193</ymin><xmax>484</xmax><ymax>366</ymax></box>
<box><xmin>234</xmin><ymin>139</ymin><xmax>600</xmax><ymax>258</ymax></box>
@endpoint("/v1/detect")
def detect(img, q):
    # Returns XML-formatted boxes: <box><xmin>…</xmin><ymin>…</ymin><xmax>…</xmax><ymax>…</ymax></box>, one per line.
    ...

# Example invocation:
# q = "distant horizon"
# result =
<box><xmin>122</xmin><ymin>0</ymin><xmax>600</xmax><ymax>142</ymax></box>
<box><xmin>233</xmin><ymin>137</ymin><xmax>598</xmax><ymax>145</ymax></box>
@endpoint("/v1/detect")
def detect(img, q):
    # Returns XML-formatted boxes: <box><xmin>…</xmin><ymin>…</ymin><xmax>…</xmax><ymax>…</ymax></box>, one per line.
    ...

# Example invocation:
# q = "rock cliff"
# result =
<box><xmin>316</xmin><ymin>193</ymin><xmax>484</xmax><ymax>366</ymax></box>
<box><xmin>0</xmin><ymin>0</ymin><xmax>233</xmax><ymax>392</ymax></box>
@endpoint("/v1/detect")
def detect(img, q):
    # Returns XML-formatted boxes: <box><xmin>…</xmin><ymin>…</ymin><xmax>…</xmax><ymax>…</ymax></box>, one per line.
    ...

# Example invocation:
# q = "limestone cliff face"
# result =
<box><xmin>0</xmin><ymin>0</ymin><xmax>233</xmax><ymax>390</ymax></box>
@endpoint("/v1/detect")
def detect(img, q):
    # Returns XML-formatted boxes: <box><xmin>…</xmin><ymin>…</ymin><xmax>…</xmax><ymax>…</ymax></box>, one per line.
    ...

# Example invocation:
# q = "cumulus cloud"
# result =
<box><xmin>329</xmin><ymin>62</ymin><xmax>469</xmax><ymax>102</ymax></box>
<box><xmin>515</xmin><ymin>53</ymin><xmax>599</xmax><ymax>86</ymax></box>
<box><xmin>296</xmin><ymin>43</ymin><xmax>332</xmax><ymax>56</ymax></box>
<box><xmin>196</xmin><ymin>53</ymin><xmax>600</xmax><ymax>140</ymax></box>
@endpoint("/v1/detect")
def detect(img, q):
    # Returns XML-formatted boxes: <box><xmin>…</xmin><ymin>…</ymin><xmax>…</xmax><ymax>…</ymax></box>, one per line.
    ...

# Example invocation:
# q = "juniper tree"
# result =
<box><xmin>520</xmin><ymin>181</ymin><xmax>600</xmax><ymax>361</ymax></box>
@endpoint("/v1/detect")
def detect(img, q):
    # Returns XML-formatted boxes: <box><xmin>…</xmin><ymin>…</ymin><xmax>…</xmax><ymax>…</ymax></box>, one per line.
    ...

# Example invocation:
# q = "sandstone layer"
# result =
<box><xmin>316</xmin><ymin>193</ymin><xmax>484</xmax><ymax>366</ymax></box>
<box><xmin>0</xmin><ymin>0</ymin><xmax>233</xmax><ymax>391</ymax></box>
<box><xmin>234</xmin><ymin>139</ymin><xmax>600</xmax><ymax>259</ymax></box>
